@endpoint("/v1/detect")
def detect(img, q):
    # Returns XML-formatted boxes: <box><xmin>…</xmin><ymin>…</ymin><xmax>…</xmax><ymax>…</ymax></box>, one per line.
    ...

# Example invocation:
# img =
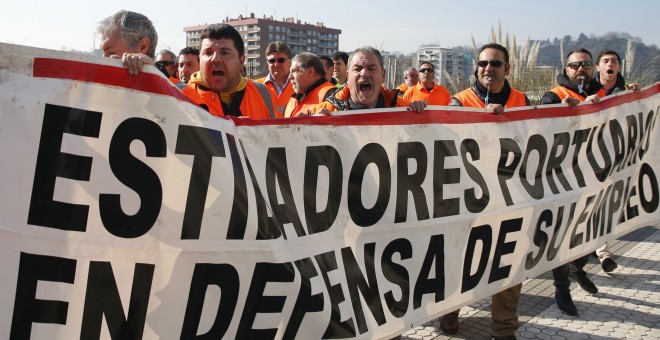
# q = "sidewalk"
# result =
<box><xmin>401</xmin><ymin>226</ymin><xmax>660</xmax><ymax>340</ymax></box>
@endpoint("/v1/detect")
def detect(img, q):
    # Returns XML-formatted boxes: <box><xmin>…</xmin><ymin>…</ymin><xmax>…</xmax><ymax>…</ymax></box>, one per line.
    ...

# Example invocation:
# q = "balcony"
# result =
<box><xmin>287</xmin><ymin>31</ymin><xmax>307</xmax><ymax>38</ymax></box>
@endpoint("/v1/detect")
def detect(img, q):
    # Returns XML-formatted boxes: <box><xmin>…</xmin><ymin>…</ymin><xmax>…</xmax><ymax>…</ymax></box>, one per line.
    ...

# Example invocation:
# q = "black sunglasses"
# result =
<box><xmin>477</xmin><ymin>60</ymin><xmax>505</xmax><ymax>68</ymax></box>
<box><xmin>567</xmin><ymin>61</ymin><xmax>593</xmax><ymax>70</ymax></box>
<box><xmin>156</xmin><ymin>61</ymin><xmax>175</xmax><ymax>67</ymax></box>
<box><xmin>418</xmin><ymin>68</ymin><xmax>434</xmax><ymax>73</ymax></box>
<box><xmin>267</xmin><ymin>57</ymin><xmax>288</xmax><ymax>64</ymax></box>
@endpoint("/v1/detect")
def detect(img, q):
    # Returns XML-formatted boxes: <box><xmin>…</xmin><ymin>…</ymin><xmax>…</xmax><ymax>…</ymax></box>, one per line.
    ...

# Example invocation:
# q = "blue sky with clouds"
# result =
<box><xmin>1</xmin><ymin>0</ymin><xmax>657</xmax><ymax>54</ymax></box>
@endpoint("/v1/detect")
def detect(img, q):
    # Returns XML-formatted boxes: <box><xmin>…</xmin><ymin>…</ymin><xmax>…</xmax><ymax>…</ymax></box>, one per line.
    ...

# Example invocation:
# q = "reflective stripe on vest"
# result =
<box><xmin>252</xmin><ymin>82</ymin><xmax>276</xmax><ymax>119</ymax></box>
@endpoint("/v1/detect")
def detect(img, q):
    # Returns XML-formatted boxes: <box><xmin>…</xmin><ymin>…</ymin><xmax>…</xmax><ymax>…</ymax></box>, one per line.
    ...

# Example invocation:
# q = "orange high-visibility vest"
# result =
<box><xmin>182</xmin><ymin>81</ymin><xmax>277</xmax><ymax>119</ymax></box>
<box><xmin>284</xmin><ymin>81</ymin><xmax>336</xmax><ymax>117</ymax></box>
<box><xmin>403</xmin><ymin>83</ymin><xmax>451</xmax><ymax>105</ymax></box>
<box><xmin>453</xmin><ymin>87</ymin><xmax>528</xmax><ymax>108</ymax></box>
<box><xmin>311</xmin><ymin>86</ymin><xmax>409</xmax><ymax>113</ymax></box>
<box><xmin>254</xmin><ymin>77</ymin><xmax>295</xmax><ymax>116</ymax></box>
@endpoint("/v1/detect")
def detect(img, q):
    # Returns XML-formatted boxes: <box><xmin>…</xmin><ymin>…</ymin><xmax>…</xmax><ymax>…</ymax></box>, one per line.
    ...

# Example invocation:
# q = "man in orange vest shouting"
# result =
<box><xmin>182</xmin><ymin>24</ymin><xmax>276</xmax><ymax>119</ymax></box>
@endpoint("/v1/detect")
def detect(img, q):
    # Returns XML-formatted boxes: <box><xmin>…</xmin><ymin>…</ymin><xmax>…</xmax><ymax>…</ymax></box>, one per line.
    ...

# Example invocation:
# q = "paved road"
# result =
<box><xmin>401</xmin><ymin>226</ymin><xmax>660</xmax><ymax>340</ymax></box>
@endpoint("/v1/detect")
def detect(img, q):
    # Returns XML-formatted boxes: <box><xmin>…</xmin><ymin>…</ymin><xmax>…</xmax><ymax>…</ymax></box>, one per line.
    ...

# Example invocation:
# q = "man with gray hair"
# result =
<box><xmin>156</xmin><ymin>49</ymin><xmax>179</xmax><ymax>80</ymax></box>
<box><xmin>311</xmin><ymin>46</ymin><xmax>426</xmax><ymax>114</ymax></box>
<box><xmin>156</xmin><ymin>49</ymin><xmax>186</xmax><ymax>89</ymax></box>
<box><xmin>283</xmin><ymin>52</ymin><xmax>335</xmax><ymax>117</ymax></box>
<box><xmin>396</xmin><ymin>67</ymin><xmax>419</xmax><ymax>95</ymax></box>
<box><xmin>319</xmin><ymin>55</ymin><xmax>337</xmax><ymax>85</ymax></box>
<box><xmin>97</xmin><ymin>10</ymin><xmax>160</xmax><ymax>76</ymax></box>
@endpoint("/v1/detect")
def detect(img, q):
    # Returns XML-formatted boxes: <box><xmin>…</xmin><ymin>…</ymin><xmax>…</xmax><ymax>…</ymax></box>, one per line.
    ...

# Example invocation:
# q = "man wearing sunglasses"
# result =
<box><xmin>540</xmin><ymin>48</ymin><xmax>605</xmax><ymax>317</ymax></box>
<box><xmin>450</xmin><ymin>43</ymin><xmax>529</xmax><ymax>115</ymax></box>
<box><xmin>156</xmin><ymin>50</ymin><xmax>178</xmax><ymax>81</ymax></box>
<box><xmin>98</xmin><ymin>10</ymin><xmax>171</xmax><ymax>79</ymax></box>
<box><xmin>540</xmin><ymin>48</ymin><xmax>605</xmax><ymax>107</ymax></box>
<box><xmin>254</xmin><ymin>41</ymin><xmax>295</xmax><ymax>116</ymax></box>
<box><xmin>439</xmin><ymin>44</ymin><xmax>529</xmax><ymax>340</ymax></box>
<box><xmin>402</xmin><ymin>62</ymin><xmax>451</xmax><ymax>105</ymax></box>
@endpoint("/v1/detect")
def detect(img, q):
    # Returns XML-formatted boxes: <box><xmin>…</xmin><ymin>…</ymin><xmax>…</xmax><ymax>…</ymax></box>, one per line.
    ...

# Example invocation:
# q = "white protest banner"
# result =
<box><xmin>1</xmin><ymin>42</ymin><xmax>658</xmax><ymax>339</ymax></box>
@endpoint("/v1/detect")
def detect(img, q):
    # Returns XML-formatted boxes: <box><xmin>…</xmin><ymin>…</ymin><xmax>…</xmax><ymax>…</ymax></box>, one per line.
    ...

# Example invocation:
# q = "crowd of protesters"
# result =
<box><xmin>96</xmin><ymin>9</ymin><xmax>643</xmax><ymax>340</ymax></box>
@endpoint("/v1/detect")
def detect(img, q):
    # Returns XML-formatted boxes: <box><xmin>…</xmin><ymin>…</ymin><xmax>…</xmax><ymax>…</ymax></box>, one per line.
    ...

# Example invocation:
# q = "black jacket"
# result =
<box><xmin>595</xmin><ymin>71</ymin><xmax>627</xmax><ymax>95</ymax></box>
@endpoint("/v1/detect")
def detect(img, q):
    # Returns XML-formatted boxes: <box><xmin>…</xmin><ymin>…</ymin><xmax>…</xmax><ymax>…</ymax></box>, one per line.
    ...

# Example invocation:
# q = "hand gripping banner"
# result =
<box><xmin>1</xmin><ymin>43</ymin><xmax>659</xmax><ymax>339</ymax></box>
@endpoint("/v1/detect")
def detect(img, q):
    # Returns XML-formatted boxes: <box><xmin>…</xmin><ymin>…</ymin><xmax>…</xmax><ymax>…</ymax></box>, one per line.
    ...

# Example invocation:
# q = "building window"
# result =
<box><xmin>269</xmin><ymin>26</ymin><xmax>273</xmax><ymax>32</ymax></box>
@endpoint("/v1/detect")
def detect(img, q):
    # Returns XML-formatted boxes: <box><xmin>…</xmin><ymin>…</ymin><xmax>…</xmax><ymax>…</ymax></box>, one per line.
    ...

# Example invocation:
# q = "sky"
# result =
<box><xmin>1</xmin><ymin>1</ymin><xmax>658</xmax><ymax>55</ymax></box>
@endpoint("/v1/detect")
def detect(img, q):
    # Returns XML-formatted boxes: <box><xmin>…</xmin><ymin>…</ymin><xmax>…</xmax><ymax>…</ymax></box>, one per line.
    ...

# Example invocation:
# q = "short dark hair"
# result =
<box><xmin>265</xmin><ymin>41</ymin><xmax>292</xmax><ymax>59</ymax></box>
<box><xmin>332</xmin><ymin>51</ymin><xmax>349</xmax><ymax>65</ymax></box>
<box><xmin>596</xmin><ymin>50</ymin><xmax>621</xmax><ymax>64</ymax></box>
<box><xmin>179</xmin><ymin>46</ymin><xmax>199</xmax><ymax>56</ymax></box>
<box><xmin>293</xmin><ymin>52</ymin><xmax>326</xmax><ymax>78</ymax></box>
<box><xmin>200</xmin><ymin>24</ymin><xmax>244</xmax><ymax>56</ymax></box>
<box><xmin>319</xmin><ymin>55</ymin><xmax>334</xmax><ymax>68</ymax></box>
<box><xmin>566</xmin><ymin>48</ymin><xmax>593</xmax><ymax>61</ymax></box>
<box><xmin>418</xmin><ymin>61</ymin><xmax>434</xmax><ymax>70</ymax></box>
<box><xmin>479</xmin><ymin>43</ymin><xmax>510</xmax><ymax>63</ymax></box>
<box><xmin>179</xmin><ymin>47</ymin><xmax>200</xmax><ymax>62</ymax></box>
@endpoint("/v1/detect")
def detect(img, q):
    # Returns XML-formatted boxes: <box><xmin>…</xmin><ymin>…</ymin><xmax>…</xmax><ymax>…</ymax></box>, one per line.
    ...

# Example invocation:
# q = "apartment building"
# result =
<box><xmin>184</xmin><ymin>13</ymin><xmax>341</xmax><ymax>78</ymax></box>
<box><xmin>415</xmin><ymin>45</ymin><xmax>470</xmax><ymax>91</ymax></box>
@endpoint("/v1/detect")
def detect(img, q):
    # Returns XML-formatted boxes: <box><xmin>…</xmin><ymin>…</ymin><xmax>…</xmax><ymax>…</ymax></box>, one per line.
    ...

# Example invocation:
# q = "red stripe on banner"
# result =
<box><xmin>228</xmin><ymin>83</ymin><xmax>660</xmax><ymax>127</ymax></box>
<box><xmin>33</xmin><ymin>58</ymin><xmax>193</xmax><ymax>103</ymax></box>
